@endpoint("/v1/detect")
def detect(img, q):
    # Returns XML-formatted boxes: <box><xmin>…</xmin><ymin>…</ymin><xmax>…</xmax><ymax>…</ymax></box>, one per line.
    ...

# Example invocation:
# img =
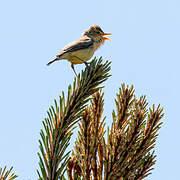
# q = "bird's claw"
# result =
<box><xmin>84</xmin><ymin>62</ymin><xmax>90</xmax><ymax>67</ymax></box>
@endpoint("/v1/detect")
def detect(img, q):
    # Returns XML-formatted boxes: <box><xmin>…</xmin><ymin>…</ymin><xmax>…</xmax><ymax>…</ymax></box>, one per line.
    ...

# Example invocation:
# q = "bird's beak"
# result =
<box><xmin>101</xmin><ymin>33</ymin><xmax>112</xmax><ymax>41</ymax></box>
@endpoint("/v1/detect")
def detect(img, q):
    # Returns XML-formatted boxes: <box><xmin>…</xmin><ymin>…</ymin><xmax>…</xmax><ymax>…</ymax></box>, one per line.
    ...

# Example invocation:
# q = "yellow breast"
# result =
<box><xmin>62</xmin><ymin>48</ymin><xmax>94</xmax><ymax>64</ymax></box>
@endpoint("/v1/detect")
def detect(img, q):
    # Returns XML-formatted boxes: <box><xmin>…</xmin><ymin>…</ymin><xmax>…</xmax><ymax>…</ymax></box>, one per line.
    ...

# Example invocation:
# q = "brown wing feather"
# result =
<box><xmin>57</xmin><ymin>36</ymin><xmax>94</xmax><ymax>58</ymax></box>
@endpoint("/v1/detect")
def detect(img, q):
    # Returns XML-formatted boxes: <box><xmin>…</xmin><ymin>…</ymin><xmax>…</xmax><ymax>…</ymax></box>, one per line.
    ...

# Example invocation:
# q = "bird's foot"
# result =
<box><xmin>84</xmin><ymin>61</ymin><xmax>90</xmax><ymax>67</ymax></box>
<box><xmin>71</xmin><ymin>64</ymin><xmax>78</xmax><ymax>77</ymax></box>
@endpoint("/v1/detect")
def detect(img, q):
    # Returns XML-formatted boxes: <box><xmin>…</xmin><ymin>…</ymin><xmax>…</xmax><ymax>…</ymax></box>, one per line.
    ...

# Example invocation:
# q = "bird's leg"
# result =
<box><xmin>73</xmin><ymin>56</ymin><xmax>90</xmax><ymax>67</ymax></box>
<box><xmin>71</xmin><ymin>63</ymin><xmax>78</xmax><ymax>77</ymax></box>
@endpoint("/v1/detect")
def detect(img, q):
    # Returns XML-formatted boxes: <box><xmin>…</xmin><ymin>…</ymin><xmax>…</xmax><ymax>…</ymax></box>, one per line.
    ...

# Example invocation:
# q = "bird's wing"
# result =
<box><xmin>58</xmin><ymin>36</ymin><xmax>94</xmax><ymax>56</ymax></box>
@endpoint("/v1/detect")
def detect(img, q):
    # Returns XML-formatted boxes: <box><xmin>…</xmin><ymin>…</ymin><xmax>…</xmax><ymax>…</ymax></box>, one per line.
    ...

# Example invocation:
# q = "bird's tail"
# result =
<box><xmin>47</xmin><ymin>57</ymin><xmax>59</xmax><ymax>66</ymax></box>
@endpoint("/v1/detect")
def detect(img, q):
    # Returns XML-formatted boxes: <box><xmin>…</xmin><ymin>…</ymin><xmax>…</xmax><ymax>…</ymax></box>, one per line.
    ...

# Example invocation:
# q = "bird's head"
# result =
<box><xmin>83</xmin><ymin>25</ymin><xmax>111</xmax><ymax>43</ymax></box>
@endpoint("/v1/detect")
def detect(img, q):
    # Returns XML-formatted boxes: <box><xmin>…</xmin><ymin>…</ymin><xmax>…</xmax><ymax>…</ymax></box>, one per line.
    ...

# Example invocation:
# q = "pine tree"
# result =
<box><xmin>0</xmin><ymin>57</ymin><xmax>163</xmax><ymax>179</ymax></box>
<box><xmin>37</xmin><ymin>57</ymin><xmax>164</xmax><ymax>180</ymax></box>
<box><xmin>0</xmin><ymin>166</ymin><xmax>18</xmax><ymax>180</ymax></box>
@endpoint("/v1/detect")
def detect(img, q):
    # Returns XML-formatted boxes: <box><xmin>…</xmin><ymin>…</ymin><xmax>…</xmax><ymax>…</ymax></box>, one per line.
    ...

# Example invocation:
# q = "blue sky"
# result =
<box><xmin>0</xmin><ymin>0</ymin><xmax>179</xmax><ymax>179</ymax></box>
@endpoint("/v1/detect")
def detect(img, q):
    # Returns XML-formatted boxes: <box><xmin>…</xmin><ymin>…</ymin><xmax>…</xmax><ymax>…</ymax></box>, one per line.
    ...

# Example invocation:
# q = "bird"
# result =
<box><xmin>47</xmin><ymin>25</ymin><xmax>111</xmax><ymax>76</ymax></box>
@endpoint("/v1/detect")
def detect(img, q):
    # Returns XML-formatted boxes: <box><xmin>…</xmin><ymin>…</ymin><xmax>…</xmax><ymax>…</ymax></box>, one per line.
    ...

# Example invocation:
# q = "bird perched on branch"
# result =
<box><xmin>47</xmin><ymin>25</ymin><xmax>111</xmax><ymax>76</ymax></box>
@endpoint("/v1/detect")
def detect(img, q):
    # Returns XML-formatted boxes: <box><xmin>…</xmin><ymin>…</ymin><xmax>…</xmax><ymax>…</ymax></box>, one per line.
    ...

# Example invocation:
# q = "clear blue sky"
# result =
<box><xmin>0</xmin><ymin>0</ymin><xmax>179</xmax><ymax>179</ymax></box>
